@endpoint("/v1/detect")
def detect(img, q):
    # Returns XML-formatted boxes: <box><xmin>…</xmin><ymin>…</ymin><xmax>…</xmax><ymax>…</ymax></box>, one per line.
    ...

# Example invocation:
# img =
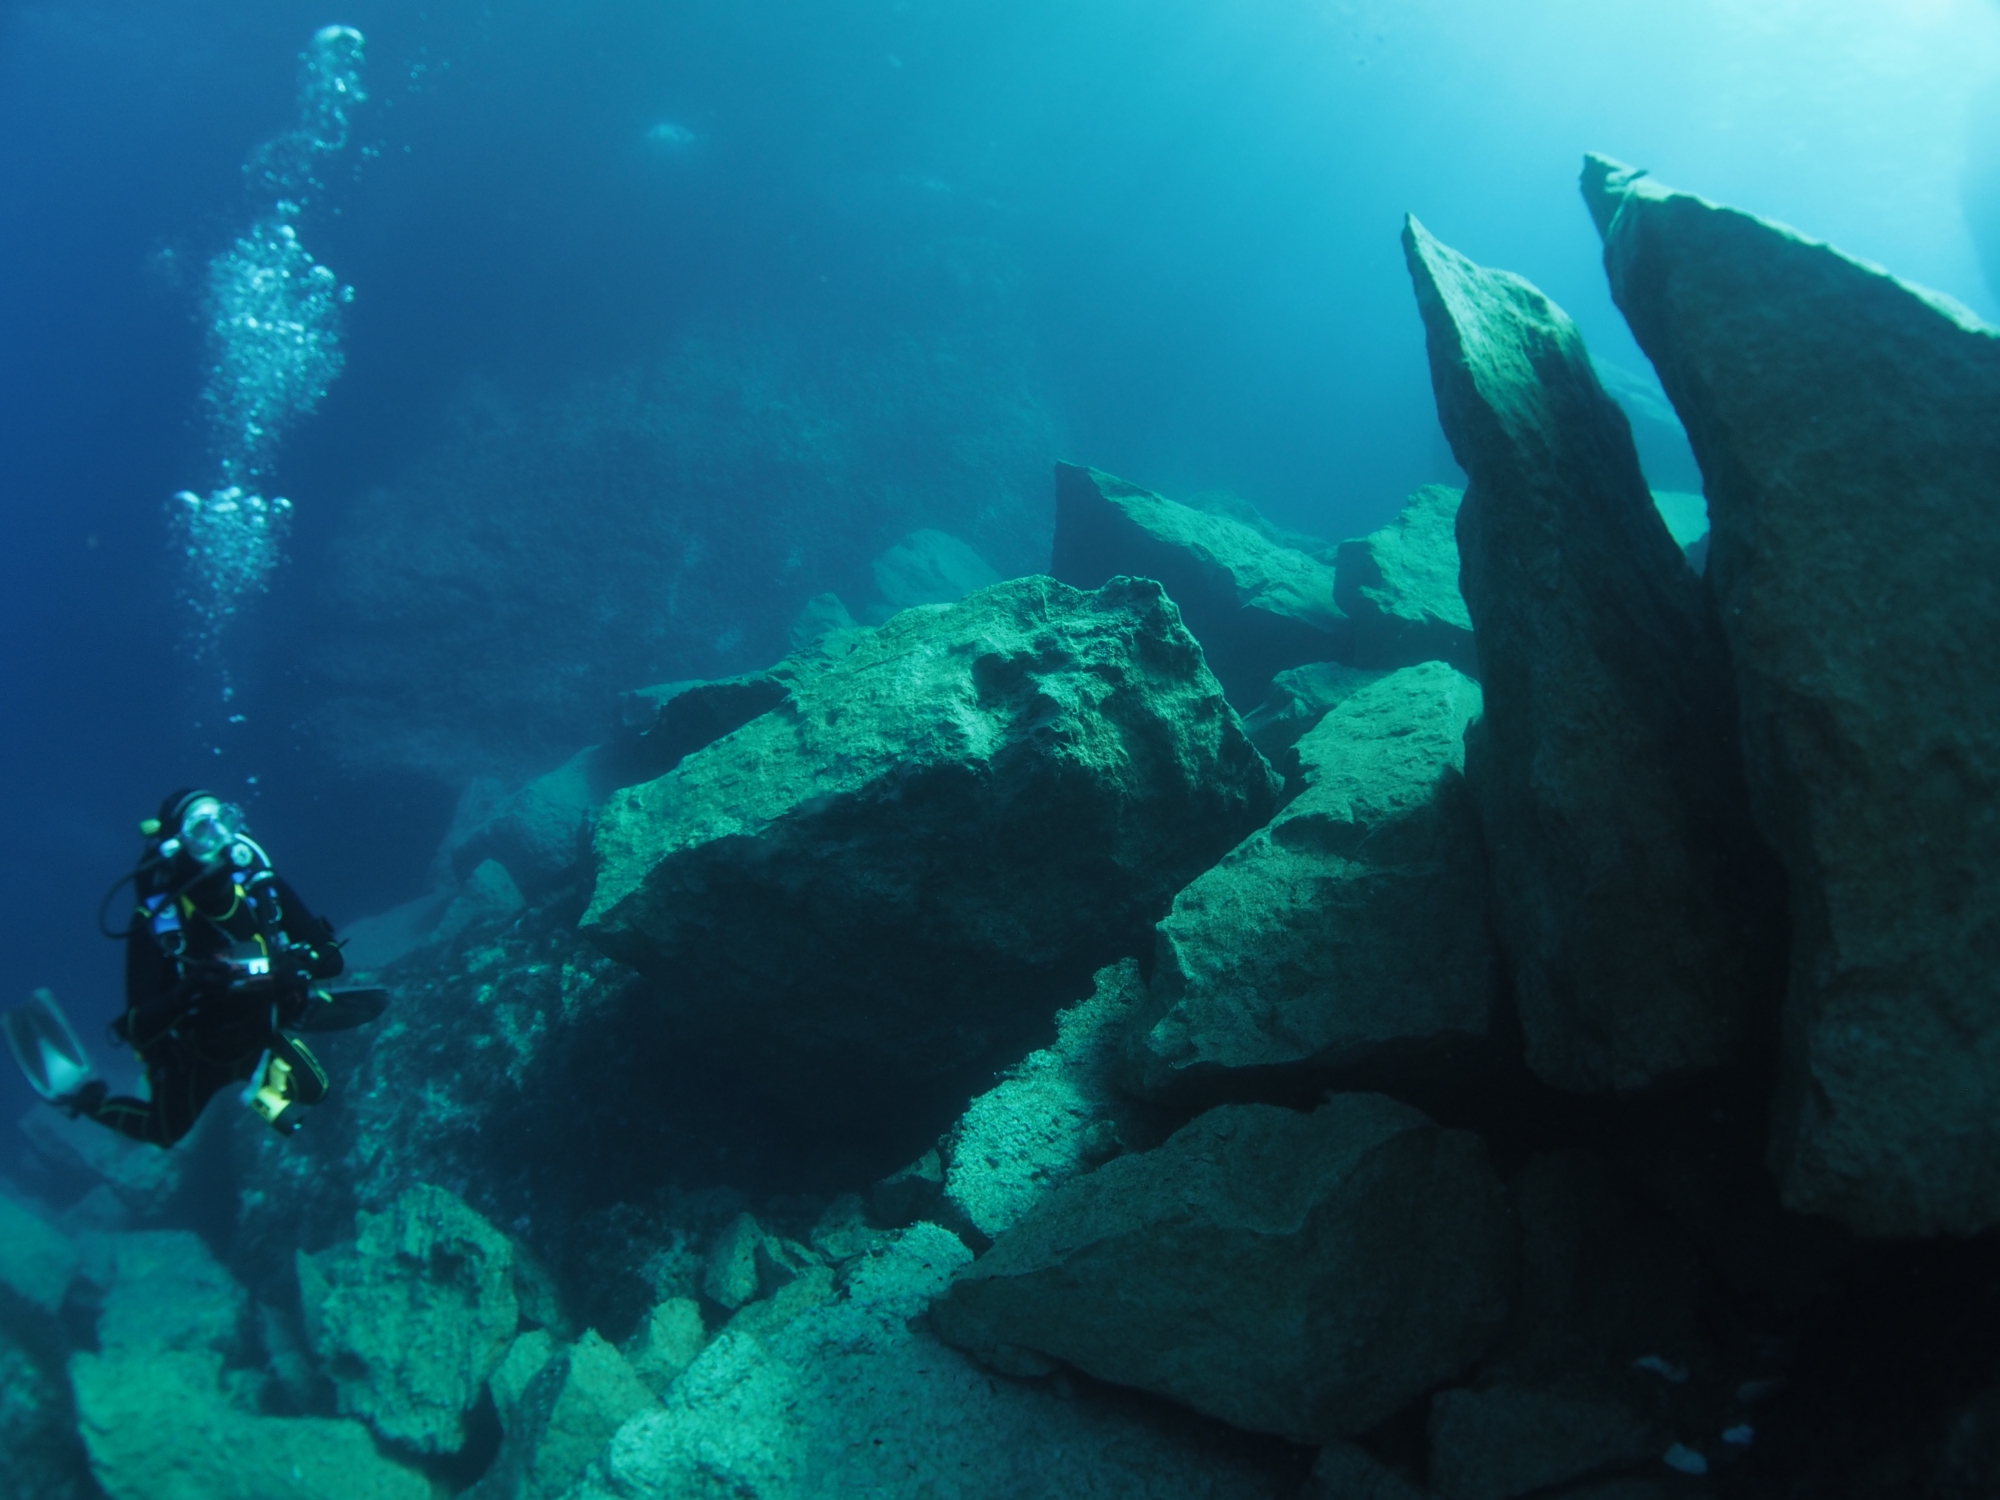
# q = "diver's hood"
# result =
<box><xmin>3</xmin><ymin>989</ymin><xmax>94</xmax><ymax>1101</ymax></box>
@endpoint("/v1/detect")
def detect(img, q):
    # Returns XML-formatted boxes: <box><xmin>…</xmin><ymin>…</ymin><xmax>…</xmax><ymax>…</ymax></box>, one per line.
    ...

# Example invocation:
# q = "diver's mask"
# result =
<box><xmin>169</xmin><ymin>797</ymin><xmax>246</xmax><ymax>865</ymax></box>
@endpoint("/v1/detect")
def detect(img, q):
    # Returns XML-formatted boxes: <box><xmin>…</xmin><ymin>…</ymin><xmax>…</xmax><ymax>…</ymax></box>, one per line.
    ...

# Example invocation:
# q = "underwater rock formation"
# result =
<box><xmin>933</xmin><ymin>1095</ymin><xmax>1513</xmax><ymax>1444</ymax></box>
<box><xmin>1125</xmin><ymin>662</ymin><xmax>1495</xmax><ymax>1101</ymax></box>
<box><xmin>940</xmin><ymin>958</ymin><xmax>1160</xmax><ymax>1240</ymax></box>
<box><xmin>65</xmin><ymin>1224</ymin><xmax>429</xmax><ymax>1500</ymax></box>
<box><xmin>584</xmin><ymin>575</ymin><xmax>1279</xmax><ymax>1107</ymax></box>
<box><xmin>1583</xmin><ymin>154</ymin><xmax>2000</xmax><ymax>1237</ymax></box>
<box><xmin>1237</xmin><ymin>660</ymin><xmax>1384</xmax><ymax>763</ymax></box>
<box><xmin>70</xmin><ymin>1348</ymin><xmax>430</xmax><ymax>1500</ymax></box>
<box><xmin>473</xmin><ymin>1329</ymin><xmax>657</xmax><ymax>1500</ymax></box>
<box><xmin>862</xmin><ymin>528</ymin><xmax>1004</xmax><ymax>623</ymax></box>
<box><xmin>1049</xmin><ymin>463</ymin><xmax>1348</xmax><ymax>703</ymax></box>
<box><xmin>1402</xmin><ymin>215</ymin><xmax>1783</xmax><ymax>1095</ymax></box>
<box><xmin>297</xmin><ymin>1185</ymin><xmax>521</xmax><ymax>1454</ymax></box>
<box><xmin>565</xmin><ymin>1223</ymin><xmax>1295</xmax><ymax>1500</ymax></box>
<box><xmin>0</xmin><ymin>1189</ymin><xmax>76</xmax><ymax>1314</ymax></box>
<box><xmin>1335</xmin><ymin>484</ymin><xmax>1478</xmax><ymax>676</ymax></box>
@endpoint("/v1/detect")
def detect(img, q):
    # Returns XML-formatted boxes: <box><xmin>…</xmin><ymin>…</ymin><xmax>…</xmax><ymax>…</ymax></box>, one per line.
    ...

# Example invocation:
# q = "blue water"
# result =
<box><xmin>3</xmin><ymin>0</ymin><xmax>1998</xmax><ymax>1136</ymax></box>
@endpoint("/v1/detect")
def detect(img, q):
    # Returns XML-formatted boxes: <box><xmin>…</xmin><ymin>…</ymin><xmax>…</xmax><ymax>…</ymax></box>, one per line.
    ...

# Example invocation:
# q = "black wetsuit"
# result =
<box><xmin>76</xmin><ymin>847</ymin><xmax>344</xmax><ymax>1146</ymax></box>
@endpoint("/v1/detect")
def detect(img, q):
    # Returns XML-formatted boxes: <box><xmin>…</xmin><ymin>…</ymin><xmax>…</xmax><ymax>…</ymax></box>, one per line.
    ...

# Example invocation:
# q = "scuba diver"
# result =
<box><xmin>2</xmin><ymin>789</ymin><xmax>386</xmax><ymax>1146</ymax></box>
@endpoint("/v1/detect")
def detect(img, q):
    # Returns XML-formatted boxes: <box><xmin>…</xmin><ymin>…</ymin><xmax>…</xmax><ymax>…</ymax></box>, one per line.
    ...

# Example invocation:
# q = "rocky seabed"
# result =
<box><xmin>5</xmin><ymin>158</ymin><xmax>1998</xmax><ymax>1500</ymax></box>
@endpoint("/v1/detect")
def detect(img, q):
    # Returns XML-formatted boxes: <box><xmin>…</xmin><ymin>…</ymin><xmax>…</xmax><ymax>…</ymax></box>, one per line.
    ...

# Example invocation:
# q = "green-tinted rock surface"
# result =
<box><xmin>0</xmin><ymin>1189</ymin><xmax>76</xmax><ymax>1315</ymax></box>
<box><xmin>1584</xmin><ymin>153</ymin><xmax>2000</xmax><ymax>1235</ymax></box>
<box><xmin>1126</xmin><ymin>663</ymin><xmax>1494</xmax><ymax>1100</ymax></box>
<box><xmin>70</xmin><ymin>1348</ymin><xmax>429</xmax><ymax>1500</ymax></box>
<box><xmin>297</xmin><ymin>1184</ymin><xmax>520</xmax><ymax>1453</ymax></box>
<box><xmin>1238</xmin><ymin>660</ymin><xmax>1385</xmax><ymax>762</ymax></box>
<box><xmin>563</xmin><ymin>1223</ymin><xmax>1296</xmax><ymax>1500</ymax></box>
<box><xmin>1335</xmin><ymin>485</ymin><xmax>1478</xmax><ymax>676</ymax></box>
<box><xmin>0</xmin><ymin>1325</ymin><xmax>90</xmax><ymax>1500</ymax></box>
<box><xmin>472</xmin><ymin>1329</ymin><xmax>658</xmax><ymax>1500</ymax></box>
<box><xmin>864</xmin><ymin>528</ymin><xmax>1003</xmax><ymax>622</ymax></box>
<box><xmin>1402</xmin><ymin>215</ymin><xmax>1782</xmax><ymax>1094</ymax></box>
<box><xmin>92</xmin><ymin>1229</ymin><xmax>248</xmax><ymax>1358</ymax></box>
<box><xmin>942</xmin><ymin>958</ymin><xmax>1158</xmax><ymax>1239</ymax></box>
<box><xmin>624</xmin><ymin>1297</ymin><xmax>709</xmax><ymax>1395</ymax></box>
<box><xmin>584</xmin><ymin>575</ymin><xmax>1279</xmax><ymax>1108</ymax></box>
<box><xmin>1050</xmin><ymin>463</ymin><xmax>1348</xmax><ymax>702</ymax></box>
<box><xmin>933</xmin><ymin>1096</ymin><xmax>1514</xmax><ymax>1443</ymax></box>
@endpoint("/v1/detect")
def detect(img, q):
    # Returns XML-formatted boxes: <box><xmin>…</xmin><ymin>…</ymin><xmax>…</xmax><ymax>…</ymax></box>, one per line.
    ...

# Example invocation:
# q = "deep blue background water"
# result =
<box><xmin>3</xmin><ymin>0</ymin><xmax>1998</xmax><ymax>1128</ymax></box>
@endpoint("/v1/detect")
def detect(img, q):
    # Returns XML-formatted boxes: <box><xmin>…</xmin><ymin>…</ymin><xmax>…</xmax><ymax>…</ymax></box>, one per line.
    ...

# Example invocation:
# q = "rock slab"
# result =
<box><xmin>1584</xmin><ymin>153</ymin><xmax>2000</xmax><ymax>1235</ymax></box>
<box><xmin>1335</xmin><ymin>484</ymin><xmax>1478</xmax><ymax>676</ymax></box>
<box><xmin>1403</xmin><ymin>214</ymin><xmax>1783</xmax><ymax>1093</ymax></box>
<box><xmin>584</xmin><ymin>575</ymin><xmax>1279</xmax><ymax>1102</ymax></box>
<box><xmin>1050</xmin><ymin>463</ymin><xmax>1347</xmax><ymax>702</ymax></box>
<box><xmin>933</xmin><ymin>1095</ymin><xmax>1514</xmax><ymax>1444</ymax></box>
<box><xmin>1126</xmin><ymin>662</ymin><xmax>1495</xmax><ymax>1100</ymax></box>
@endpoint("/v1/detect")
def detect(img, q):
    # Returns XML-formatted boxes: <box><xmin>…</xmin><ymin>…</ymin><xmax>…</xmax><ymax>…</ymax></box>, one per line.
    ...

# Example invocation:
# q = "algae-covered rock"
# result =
<box><xmin>1335</xmin><ymin>484</ymin><xmax>1477</xmax><ymax>676</ymax></box>
<box><xmin>564</xmin><ymin>1223</ymin><xmax>1296</xmax><ymax>1500</ymax></box>
<box><xmin>1584</xmin><ymin>153</ymin><xmax>2000</xmax><ymax>1235</ymax></box>
<box><xmin>472</xmin><ymin>1329</ymin><xmax>658</xmax><ymax>1500</ymax></box>
<box><xmin>584</xmin><ymin>575</ymin><xmax>1279</xmax><ymax>1108</ymax></box>
<box><xmin>942</xmin><ymin>958</ymin><xmax>1157</xmax><ymax>1240</ymax></box>
<box><xmin>1050</xmin><ymin>463</ymin><xmax>1348</xmax><ymax>702</ymax></box>
<box><xmin>1403</xmin><ymin>214</ymin><xmax>1783</xmax><ymax>1094</ymax></box>
<box><xmin>933</xmin><ymin>1096</ymin><xmax>1514</xmax><ymax>1444</ymax></box>
<box><xmin>70</xmin><ymin>1347</ymin><xmax>429</xmax><ymax>1500</ymax></box>
<box><xmin>297</xmin><ymin>1184</ymin><xmax>520</xmax><ymax>1453</ymax></box>
<box><xmin>1127</xmin><ymin>663</ymin><xmax>1495</xmax><ymax>1100</ymax></box>
<box><xmin>0</xmin><ymin>1188</ymin><xmax>77</xmax><ymax>1315</ymax></box>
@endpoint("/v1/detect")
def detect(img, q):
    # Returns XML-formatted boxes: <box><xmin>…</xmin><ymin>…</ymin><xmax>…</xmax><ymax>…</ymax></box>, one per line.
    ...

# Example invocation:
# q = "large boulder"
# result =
<box><xmin>583</xmin><ymin>575</ymin><xmax>1279</xmax><ymax>1110</ymax></box>
<box><xmin>1582</xmin><ymin>154</ymin><xmax>2000</xmax><ymax>1235</ymax></box>
<box><xmin>1124</xmin><ymin>662</ymin><xmax>1496</xmax><ymax>1101</ymax></box>
<box><xmin>932</xmin><ymin>1096</ymin><xmax>1514</xmax><ymax>1444</ymax></box>
<box><xmin>1402</xmin><ymin>215</ymin><xmax>1785</xmax><ymax>1094</ymax></box>
<box><xmin>64</xmin><ymin>1222</ymin><xmax>428</xmax><ymax>1500</ymax></box>
<box><xmin>1049</xmin><ymin>463</ymin><xmax>1348</xmax><ymax>702</ymax></box>
<box><xmin>1335</xmin><ymin>484</ymin><xmax>1478</xmax><ymax>676</ymax></box>
<box><xmin>69</xmin><ymin>1347</ymin><xmax>429</xmax><ymax>1500</ymax></box>
<box><xmin>297</xmin><ymin>1184</ymin><xmax>521</xmax><ymax>1453</ymax></box>
<box><xmin>564</xmin><ymin>1223</ymin><xmax>1298</xmax><ymax>1500</ymax></box>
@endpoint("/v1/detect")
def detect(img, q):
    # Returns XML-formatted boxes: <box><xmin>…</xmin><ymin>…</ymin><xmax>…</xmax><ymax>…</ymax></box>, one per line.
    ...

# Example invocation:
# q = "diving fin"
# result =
<box><xmin>3</xmin><ymin>989</ymin><xmax>96</xmax><ymax>1103</ymax></box>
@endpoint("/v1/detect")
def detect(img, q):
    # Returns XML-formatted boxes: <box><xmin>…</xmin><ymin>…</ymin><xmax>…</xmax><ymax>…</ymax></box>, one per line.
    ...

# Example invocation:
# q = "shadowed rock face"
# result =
<box><xmin>1049</xmin><ymin>463</ymin><xmax>1349</xmax><ymax>704</ymax></box>
<box><xmin>1583</xmin><ymin>155</ymin><xmax>2000</xmax><ymax>1236</ymax></box>
<box><xmin>1401</xmin><ymin>215</ymin><xmax>1785</xmax><ymax>1096</ymax></box>
<box><xmin>932</xmin><ymin>1095</ymin><xmax>1514</xmax><ymax>1445</ymax></box>
<box><xmin>583</xmin><ymin>575</ymin><xmax>1280</xmax><ymax>1107</ymax></box>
